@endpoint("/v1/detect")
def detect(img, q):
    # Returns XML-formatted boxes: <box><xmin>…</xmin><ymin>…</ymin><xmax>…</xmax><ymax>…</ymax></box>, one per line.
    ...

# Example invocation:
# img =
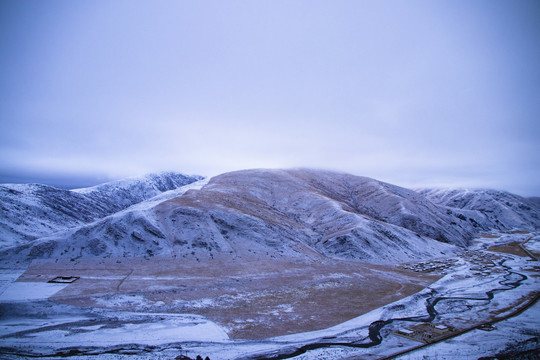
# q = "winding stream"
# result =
<box><xmin>251</xmin><ymin>258</ymin><xmax>528</xmax><ymax>360</ymax></box>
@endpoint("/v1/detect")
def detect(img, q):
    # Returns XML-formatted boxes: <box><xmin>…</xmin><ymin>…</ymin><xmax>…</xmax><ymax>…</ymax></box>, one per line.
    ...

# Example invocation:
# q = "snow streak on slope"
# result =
<box><xmin>418</xmin><ymin>188</ymin><xmax>540</xmax><ymax>230</ymax></box>
<box><xmin>0</xmin><ymin>172</ymin><xmax>203</xmax><ymax>249</ymax></box>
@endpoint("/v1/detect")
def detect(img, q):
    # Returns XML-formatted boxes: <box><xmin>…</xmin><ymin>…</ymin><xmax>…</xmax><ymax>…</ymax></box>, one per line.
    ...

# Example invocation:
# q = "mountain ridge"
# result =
<box><xmin>1</xmin><ymin>168</ymin><xmax>538</xmax><ymax>265</ymax></box>
<box><xmin>417</xmin><ymin>187</ymin><xmax>540</xmax><ymax>231</ymax></box>
<box><xmin>0</xmin><ymin>172</ymin><xmax>203</xmax><ymax>248</ymax></box>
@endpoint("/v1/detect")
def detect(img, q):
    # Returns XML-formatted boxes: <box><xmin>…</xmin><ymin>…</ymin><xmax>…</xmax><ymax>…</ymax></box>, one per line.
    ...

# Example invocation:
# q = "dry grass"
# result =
<box><xmin>19</xmin><ymin>256</ymin><xmax>441</xmax><ymax>339</ymax></box>
<box><xmin>487</xmin><ymin>242</ymin><xmax>531</xmax><ymax>258</ymax></box>
<box><xmin>479</xmin><ymin>233</ymin><xmax>501</xmax><ymax>239</ymax></box>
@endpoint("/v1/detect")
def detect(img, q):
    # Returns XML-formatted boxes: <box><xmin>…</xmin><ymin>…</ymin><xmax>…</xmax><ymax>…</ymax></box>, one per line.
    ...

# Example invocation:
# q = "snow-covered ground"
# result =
<box><xmin>0</xmin><ymin>312</ymin><xmax>228</xmax><ymax>346</ymax></box>
<box><xmin>0</xmin><ymin>269</ymin><xmax>71</xmax><ymax>302</ymax></box>
<box><xmin>395</xmin><ymin>299</ymin><xmax>540</xmax><ymax>359</ymax></box>
<box><xmin>0</xmin><ymin>232</ymin><xmax>538</xmax><ymax>359</ymax></box>
<box><xmin>524</xmin><ymin>234</ymin><xmax>540</xmax><ymax>253</ymax></box>
<box><xmin>0</xmin><ymin>281</ymin><xmax>69</xmax><ymax>302</ymax></box>
<box><xmin>0</xmin><ymin>269</ymin><xmax>25</xmax><ymax>295</ymax></box>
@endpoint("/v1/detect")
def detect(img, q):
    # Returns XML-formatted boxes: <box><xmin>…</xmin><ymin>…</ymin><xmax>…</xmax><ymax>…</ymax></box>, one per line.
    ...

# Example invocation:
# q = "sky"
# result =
<box><xmin>1</xmin><ymin>0</ymin><xmax>539</xmax><ymax>195</ymax></box>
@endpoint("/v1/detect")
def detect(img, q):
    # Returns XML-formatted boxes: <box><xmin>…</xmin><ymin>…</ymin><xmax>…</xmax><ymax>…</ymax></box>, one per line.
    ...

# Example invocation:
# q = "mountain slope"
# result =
<box><xmin>418</xmin><ymin>188</ymin><xmax>540</xmax><ymax>230</ymax></box>
<box><xmin>152</xmin><ymin>169</ymin><xmax>474</xmax><ymax>261</ymax></box>
<box><xmin>0</xmin><ymin>172</ymin><xmax>203</xmax><ymax>248</ymax></box>
<box><xmin>73</xmin><ymin>172</ymin><xmax>204</xmax><ymax>210</ymax></box>
<box><xmin>0</xmin><ymin>184</ymin><xmax>110</xmax><ymax>248</ymax></box>
<box><xmin>4</xmin><ymin>169</ymin><xmax>477</xmax><ymax>264</ymax></box>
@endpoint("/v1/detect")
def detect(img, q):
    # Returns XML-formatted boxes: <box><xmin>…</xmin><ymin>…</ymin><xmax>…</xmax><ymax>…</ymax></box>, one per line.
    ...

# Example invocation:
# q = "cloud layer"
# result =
<box><xmin>1</xmin><ymin>0</ymin><xmax>539</xmax><ymax>195</ymax></box>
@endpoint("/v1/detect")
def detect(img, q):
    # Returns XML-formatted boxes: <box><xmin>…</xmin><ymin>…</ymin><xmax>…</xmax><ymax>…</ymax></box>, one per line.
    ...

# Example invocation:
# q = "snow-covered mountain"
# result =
<box><xmin>0</xmin><ymin>172</ymin><xmax>203</xmax><ymax>248</ymax></box>
<box><xmin>1</xmin><ymin>169</ymin><xmax>474</xmax><ymax>264</ymax></box>
<box><xmin>418</xmin><ymin>188</ymin><xmax>540</xmax><ymax>231</ymax></box>
<box><xmin>2</xmin><ymin>169</ymin><xmax>538</xmax><ymax>265</ymax></box>
<box><xmin>149</xmin><ymin>168</ymin><xmax>476</xmax><ymax>262</ymax></box>
<box><xmin>72</xmin><ymin>172</ymin><xmax>204</xmax><ymax>210</ymax></box>
<box><xmin>528</xmin><ymin>197</ymin><xmax>540</xmax><ymax>209</ymax></box>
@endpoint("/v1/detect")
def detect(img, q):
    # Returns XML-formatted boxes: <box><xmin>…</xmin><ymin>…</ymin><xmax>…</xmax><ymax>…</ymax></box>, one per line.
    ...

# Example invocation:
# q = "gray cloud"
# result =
<box><xmin>1</xmin><ymin>0</ymin><xmax>539</xmax><ymax>195</ymax></box>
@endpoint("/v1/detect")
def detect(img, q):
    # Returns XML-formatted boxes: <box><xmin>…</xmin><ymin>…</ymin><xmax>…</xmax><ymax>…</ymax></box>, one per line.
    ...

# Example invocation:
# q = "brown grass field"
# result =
<box><xmin>488</xmin><ymin>241</ymin><xmax>533</xmax><ymax>259</ymax></box>
<box><xmin>17</xmin><ymin>256</ymin><xmax>441</xmax><ymax>339</ymax></box>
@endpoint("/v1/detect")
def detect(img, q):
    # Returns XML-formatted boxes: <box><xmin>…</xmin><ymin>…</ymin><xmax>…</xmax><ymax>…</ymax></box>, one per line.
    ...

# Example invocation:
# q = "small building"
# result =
<box><xmin>398</xmin><ymin>328</ymin><xmax>415</xmax><ymax>335</ymax></box>
<box><xmin>393</xmin><ymin>327</ymin><xmax>421</xmax><ymax>342</ymax></box>
<box><xmin>432</xmin><ymin>324</ymin><xmax>449</xmax><ymax>334</ymax></box>
<box><xmin>393</xmin><ymin>323</ymin><xmax>455</xmax><ymax>344</ymax></box>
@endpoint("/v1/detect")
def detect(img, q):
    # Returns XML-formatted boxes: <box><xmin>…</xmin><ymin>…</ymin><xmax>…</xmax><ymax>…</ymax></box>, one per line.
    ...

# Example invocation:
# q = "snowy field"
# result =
<box><xmin>395</xmin><ymin>299</ymin><xmax>540</xmax><ymax>360</ymax></box>
<box><xmin>0</xmin><ymin>232</ymin><xmax>538</xmax><ymax>359</ymax></box>
<box><xmin>0</xmin><ymin>277</ymin><xmax>68</xmax><ymax>302</ymax></box>
<box><xmin>524</xmin><ymin>235</ymin><xmax>540</xmax><ymax>255</ymax></box>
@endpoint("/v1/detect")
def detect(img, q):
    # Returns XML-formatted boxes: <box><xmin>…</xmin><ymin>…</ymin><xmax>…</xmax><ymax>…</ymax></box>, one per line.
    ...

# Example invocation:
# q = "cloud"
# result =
<box><xmin>0</xmin><ymin>0</ymin><xmax>539</xmax><ymax>195</ymax></box>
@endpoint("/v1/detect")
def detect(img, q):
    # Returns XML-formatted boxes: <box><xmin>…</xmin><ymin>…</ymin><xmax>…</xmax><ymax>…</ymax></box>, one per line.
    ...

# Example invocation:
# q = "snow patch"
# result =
<box><xmin>0</xmin><ymin>281</ymin><xmax>68</xmax><ymax>302</ymax></box>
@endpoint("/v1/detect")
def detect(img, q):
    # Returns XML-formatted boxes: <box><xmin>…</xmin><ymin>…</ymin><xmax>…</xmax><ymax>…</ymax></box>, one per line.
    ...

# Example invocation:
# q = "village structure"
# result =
<box><xmin>400</xmin><ymin>250</ymin><xmax>503</xmax><ymax>277</ymax></box>
<box><xmin>393</xmin><ymin>322</ymin><xmax>456</xmax><ymax>344</ymax></box>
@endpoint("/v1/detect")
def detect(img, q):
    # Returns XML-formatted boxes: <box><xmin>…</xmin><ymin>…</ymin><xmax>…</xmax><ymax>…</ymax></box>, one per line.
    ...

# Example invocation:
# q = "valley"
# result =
<box><xmin>0</xmin><ymin>169</ymin><xmax>539</xmax><ymax>359</ymax></box>
<box><xmin>9</xmin><ymin>257</ymin><xmax>440</xmax><ymax>340</ymax></box>
<box><xmin>0</xmin><ymin>231</ymin><xmax>538</xmax><ymax>359</ymax></box>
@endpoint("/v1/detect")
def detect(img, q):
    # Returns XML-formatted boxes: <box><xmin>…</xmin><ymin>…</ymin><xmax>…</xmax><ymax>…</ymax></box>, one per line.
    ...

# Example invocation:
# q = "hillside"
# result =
<box><xmin>72</xmin><ymin>172</ymin><xmax>204</xmax><ymax>210</ymax></box>
<box><xmin>418</xmin><ymin>188</ymin><xmax>540</xmax><ymax>231</ymax></box>
<box><xmin>152</xmin><ymin>169</ymin><xmax>475</xmax><ymax>261</ymax></box>
<box><xmin>3</xmin><ymin>169</ymin><xmax>476</xmax><ymax>264</ymax></box>
<box><xmin>0</xmin><ymin>172</ymin><xmax>203</xmax><ymax>248</ymax></box>
<box><xmin>3</xmin><ymin>169</ymin><xmax>539</xmax><ymax>265</ymax></box>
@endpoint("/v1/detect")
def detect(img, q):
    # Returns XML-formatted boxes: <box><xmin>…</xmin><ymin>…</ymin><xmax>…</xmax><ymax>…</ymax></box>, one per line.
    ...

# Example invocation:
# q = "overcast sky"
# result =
<box><xmin>1</xmin><ymin>0</ymin><xmax>539</xmax><ymax>195</ymax></box>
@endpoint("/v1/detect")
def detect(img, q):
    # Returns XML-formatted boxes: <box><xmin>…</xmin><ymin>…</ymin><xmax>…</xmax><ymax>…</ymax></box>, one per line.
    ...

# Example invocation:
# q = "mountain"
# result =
<box><xmin>3</xmin><ymin>169</ymin><xmax>480</xmax><ymax>264</ymax></box>
<box><xmin>526</xmin><ymin>197</ymin><xmax>540</xmax><ymax>211</ymax></box>
<box><xmin>3</xmin><ymin>169</ymin><xmax>539</xmax><ymax>265</ymax></box>
<box><xmin>417</xmin><ymin>188</ymin><xmax>540</xmax><ymax>231</ymax></box>
<box><xmin>72</xmin><ymin>172</ymin><xmax>204</xmax><ymax>210</ymax></box>
<box><xmin>151</xmin><ymin>169</ymin><xmax>475</xmax><ymax>261</ymax></box>
<box><xmin>0</xmin><ymin>172</ymin><xmax>203</xmax><ymax>248</ymax></box>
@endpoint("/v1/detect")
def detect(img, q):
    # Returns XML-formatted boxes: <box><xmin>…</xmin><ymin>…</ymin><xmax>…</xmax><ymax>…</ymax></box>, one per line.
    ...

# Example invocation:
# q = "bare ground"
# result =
<box><xmin>488</xmin><ymin>241</ymin><xmax>533</xmax><ymax>258</ymax></box>
<box><xmin>17</xmin><ymin>256</ymin><xmax>441</xmax><ymax>339</ymax></box>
